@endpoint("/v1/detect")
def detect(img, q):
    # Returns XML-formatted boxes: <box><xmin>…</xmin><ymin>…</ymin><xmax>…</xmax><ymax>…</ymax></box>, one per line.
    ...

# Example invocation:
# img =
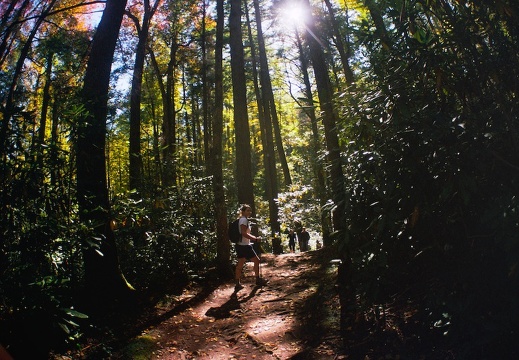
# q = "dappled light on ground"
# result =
<box><xmin>116</xmin><ymin>250</ymin><xmax>343</xmax><ymax>359</ymax></box>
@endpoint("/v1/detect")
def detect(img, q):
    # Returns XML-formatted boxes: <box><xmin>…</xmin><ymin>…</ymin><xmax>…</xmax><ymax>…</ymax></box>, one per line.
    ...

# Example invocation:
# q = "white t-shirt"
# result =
<box><xmin>238</xmin><ymin>216</ymin><xmax>250</xmax><ymax>245</ymax></box>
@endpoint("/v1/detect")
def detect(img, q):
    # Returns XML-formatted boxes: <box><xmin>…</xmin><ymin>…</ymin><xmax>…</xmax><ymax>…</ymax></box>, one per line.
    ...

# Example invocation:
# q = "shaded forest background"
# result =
<box><xmin>1</xmin><ymin>0</ymin><xmax>518</xmax><ymax>358</ymax></box>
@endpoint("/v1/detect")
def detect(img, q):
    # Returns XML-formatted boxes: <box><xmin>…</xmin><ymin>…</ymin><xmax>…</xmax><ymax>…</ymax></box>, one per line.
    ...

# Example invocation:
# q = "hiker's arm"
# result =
<box><xmin>240</xmin><ymin>224</ymin><xmax>261</xmax><ymax>242</ymax></box>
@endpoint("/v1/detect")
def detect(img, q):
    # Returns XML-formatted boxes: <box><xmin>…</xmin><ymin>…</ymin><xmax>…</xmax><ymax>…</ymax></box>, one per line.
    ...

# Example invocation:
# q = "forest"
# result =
<box><xmin>1</xmin><ymin>0</ymin><xmax>518</xmax><ymax>358</ymax></box>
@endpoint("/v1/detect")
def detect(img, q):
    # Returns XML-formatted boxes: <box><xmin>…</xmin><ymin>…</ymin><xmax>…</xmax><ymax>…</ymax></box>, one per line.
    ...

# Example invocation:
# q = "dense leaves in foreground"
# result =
<box><xmin>0</xmin><ymin>179</ymin><xmax>219</xmax><ymax>357</ymax></box>
<box><xmin>336</xmin><ymin>1</ymin><xmax>519</xmax><ymax>358</ymax></box>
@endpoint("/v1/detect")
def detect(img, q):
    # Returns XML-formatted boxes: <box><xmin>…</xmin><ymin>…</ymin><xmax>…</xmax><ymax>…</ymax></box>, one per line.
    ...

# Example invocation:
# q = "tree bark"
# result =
<box><xmin>162</xmin><ymin>39</ymin><xmax>179</xmax><ymax>188</ymax></box>
<box><xmin>295</xmin><ymin>29</ymin><xmax>332</xmax><ymax>244</ymax></box>
<box><xmin>253</xmin><ymin>0</ymin><xmax>291</xmax><ymax>189</ymax></box>
<box><xmin>77</xmin><ymin>0</ymin><xmax>134</xmax><ymax>302</ymax></box>
<box><xmin>229</xmin><ymin>0</ymin><xmax>255</xmax><ymax>209</ymax></box>
<box><xmin>128</xmin><ymin>0</ymin><xmax>160</xmax><ymax>194</ymax></box>
<box><xmin>246</xmin><ymin>4</ymin><xmax>279</xmax><ymax>237</ymax></box>
<box><xmin>212</xmin><ymin>0</ymin><xmax>231</xmax><ymax>276</ymax></box>
<box><xmin>302</xmin><ymin>0</ymin><xmax>346</xmax><ymax>243</ymax></box>
<box><xmin>323</xmin><ymin>0</ymin><xmax>355</xmax><ymax>85</ymax></box>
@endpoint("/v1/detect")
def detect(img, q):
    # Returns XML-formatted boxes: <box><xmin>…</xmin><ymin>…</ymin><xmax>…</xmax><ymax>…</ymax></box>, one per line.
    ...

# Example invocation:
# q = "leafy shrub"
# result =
<box><xmin>112</xmin><ymin>177</ymin><xmax>217</xmax><ymax>293</ymax></box>
<box><xmin>0</xmin><ymin>195</ymin><xmax>87</xmax><ymax>357</ymax></box>
<box><xmin>336</xmin><ymin>4</ymin><xmax>519</xmax><ymax>355</ymax></box>
<box><xmin>276</xmin><ymin>184</ymin><xmax>322</xmax><ymax>234</ymax></box>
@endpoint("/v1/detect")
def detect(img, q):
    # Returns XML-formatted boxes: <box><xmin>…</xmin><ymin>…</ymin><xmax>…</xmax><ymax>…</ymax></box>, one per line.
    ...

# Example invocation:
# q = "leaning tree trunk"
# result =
<box><xmin>323</xmin><ymin>0</ymin><xmax>355</xmax><ymax>85</ymax></box>
<box><xmin>245</xmin><ymin>3</ymin><xmax>280</xmax><ymax>237</ymax></box>
<box><xmin>252</xmin><ymin>0</ymin><xmax>291</xmax><ymax>189</ymax></box>
<box><xmin>0</xmin><ymin>0</ymin><xmax>31</xmax><ymax>69</ymax></box>
<box><xmin>77</xmin><ymin>0</ymin><xmax>134</xmax><ymax>304</ymax></box>
<box><xmin>364</xmin><ymin>0</ymin><xmax>392</xmax><ymax>50</ymax></box>
<box><xmin>302</xmin><ymin>0</ymin><xmax>346</xmax><ymax>240</ymax></box>
<box><xmin>295</xmin><ymin>29</ymin><xmax>332</xmax><ymax>245</ymax></box>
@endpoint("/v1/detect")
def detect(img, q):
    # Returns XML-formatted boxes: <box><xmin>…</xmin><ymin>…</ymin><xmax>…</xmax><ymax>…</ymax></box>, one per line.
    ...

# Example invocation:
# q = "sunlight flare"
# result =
<box><xmin>276</xmin><ymin>0</ymin><xmax>310</xmax><ymax>31</ymax></box>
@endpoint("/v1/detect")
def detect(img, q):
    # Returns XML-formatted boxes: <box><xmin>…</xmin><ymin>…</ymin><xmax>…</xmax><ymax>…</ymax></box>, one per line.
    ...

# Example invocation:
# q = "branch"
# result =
<box><xmin>491</xmin><ymin>150</ymin><xmax>519</xmax><ymax>171</ymax></box>
<box><xmin>8</xmin><ymin>1</ymin><xmax>107</xmax><ymax>28</ymax></box>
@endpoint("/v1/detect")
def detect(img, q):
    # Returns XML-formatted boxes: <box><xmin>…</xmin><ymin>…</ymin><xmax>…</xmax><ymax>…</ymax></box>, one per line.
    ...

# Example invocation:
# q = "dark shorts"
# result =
<box><xmin>235</xmin><ymin>244</ymin><xmax>257</xmax><ymax>260</ymax></box>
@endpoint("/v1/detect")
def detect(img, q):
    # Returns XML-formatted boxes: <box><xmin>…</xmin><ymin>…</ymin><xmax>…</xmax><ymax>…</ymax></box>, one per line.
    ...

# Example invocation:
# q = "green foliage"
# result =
<box><xmin>112</xmin><ymin>177</ymin><xmax>217</xmax><ymax>293</ymax></box>
<box><xmin>276</xmin><ymin>184</ymin><xmax>321</xmax><ymax>234</ymax></box>
<box><xmin>0</xmin><ymin>188</ymin><xmax>88</xmax><ymax>356</ymax></box>
<box><xmin>335</xmin><ymin>0</ymin><xmax>519</xmax><ymax>356</ymax></box>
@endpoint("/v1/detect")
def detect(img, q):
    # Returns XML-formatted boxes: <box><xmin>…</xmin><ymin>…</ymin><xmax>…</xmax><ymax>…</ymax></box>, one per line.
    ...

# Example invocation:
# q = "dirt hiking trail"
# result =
<box><xmin>116</xmin><ymin>249</ymin><xmax>344</xmax><ymax>359</ymax></box>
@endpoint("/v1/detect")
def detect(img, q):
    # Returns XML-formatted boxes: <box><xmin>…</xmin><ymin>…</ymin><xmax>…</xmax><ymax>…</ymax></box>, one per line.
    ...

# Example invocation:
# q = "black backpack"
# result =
<box><xmin>228</xmin><ymin>218</ymin><xmax>241</xmax><ymax>244</ymax></box>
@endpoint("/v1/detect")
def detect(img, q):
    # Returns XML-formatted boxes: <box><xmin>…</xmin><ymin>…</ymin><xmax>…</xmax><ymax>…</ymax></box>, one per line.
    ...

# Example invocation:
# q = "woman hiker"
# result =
<box><xmin>234</xmin><ymin>204</ymin><xmax>268</xmax><ymax>289</ymax></box>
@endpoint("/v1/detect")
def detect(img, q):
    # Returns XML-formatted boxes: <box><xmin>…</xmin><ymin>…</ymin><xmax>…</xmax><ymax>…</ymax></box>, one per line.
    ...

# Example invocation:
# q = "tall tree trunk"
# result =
<box><xmin>302</xmin><ymin>0</ymin><xmax>346</xmax><ymax>242</ymax></box>
<box><xmin>364</xmin><ymin>0</ymin><xmax>392</xmax><ymax>50</ymax></box>
<box><xmin>245</xmin><ymin>5</ymin><xmax>279</xmax><ymax>237</ymax></box>
<box><xmin>304</xmin><ymin>0</ymin><xmax>352</xmax><ymax>337</ymax></box>
<box><xmin>323</xmin><ymin>0</ymin><xmax>355</xmax><ymax>85</ymax></box>
<box><xmin>252</xmin><ymin>0</ymin><xmax>291</xmax><ymax>189</ymax></box>
<box><xmin>128</xmin><ymin>0</ymin><xmax>160</xmax><ymax>194</ymax></box>
<box><xmin>34</xmin><ymin>52</ymin><xmax>54</xmax><ymax>189</ymax></box>
<box><xmin>295</xmin><ymin>29</ymin><xmax>332</xmax><ymax>244</ymax></box>
<box><xmin>50</xmin><ymin>95</ymin><xmax>61</xmax><ymax>189</ymax></box>
<box><xmin>39</xmin><ymin>53</ymin><xmax>52</xmax><ymax>148</ymax></box>
<box><xmin>212</xmin><ymin>0</ymin><xmax>231</xmax><ymax>276</ymax></box>
<box><xmin>201</xmin><ymin>0</ymin><xmax>211</xmax><ymax>175</ymax></box>
<box><xmin>77</xmin><ymin>0</ymin><xmax>134</xmax><ymax>303</ymax></box>
<box><xmin>162</xmin><ymin>40</ymin><xmax>178</xmax><ymax>188</ymax></box>
<box><xmin>148</xmin><ymin>49</ymin><xmax>166</xmax><ymax>185</ymax></box>
<box><xmin>229</xmin><ymin>0</ymin><xmax>255</xmax><ymax>209</ymax></box>
<box><xmin>149</xmin><ymin>37</ymin><xmax>178</xmax><ymax>189</ymax></box>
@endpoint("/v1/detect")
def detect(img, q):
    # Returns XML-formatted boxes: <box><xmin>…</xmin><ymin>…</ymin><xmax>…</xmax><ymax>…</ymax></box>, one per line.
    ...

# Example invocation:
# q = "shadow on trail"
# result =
<box><xmin>205</xmin><ymin>285</ymin><xmax>261</xmax><ymax>319</ymax></box>
<box><xmin>101</xmin><ymin>281</ymin><xmax>223</xmax><ymax>356</ymax></box>
<box><xmin>286</xmin><ymin>250</ymin><xmax>344</xmax><ymax>359</ymax></box>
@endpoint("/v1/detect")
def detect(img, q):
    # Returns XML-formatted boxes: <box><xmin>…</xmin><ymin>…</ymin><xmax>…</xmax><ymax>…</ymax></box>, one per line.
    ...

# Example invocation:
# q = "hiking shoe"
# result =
<box><xmin>255</xmin><ymin>277</ymin><xmax>268</xmax><ymax>286</ymax></box>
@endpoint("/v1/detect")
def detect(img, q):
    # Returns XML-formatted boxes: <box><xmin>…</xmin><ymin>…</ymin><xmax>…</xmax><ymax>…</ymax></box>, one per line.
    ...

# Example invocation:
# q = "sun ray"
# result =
<box><xmin>275</xmin><ymin>0</ymin><xmax>310</xmax><ymax>32</ymax></box>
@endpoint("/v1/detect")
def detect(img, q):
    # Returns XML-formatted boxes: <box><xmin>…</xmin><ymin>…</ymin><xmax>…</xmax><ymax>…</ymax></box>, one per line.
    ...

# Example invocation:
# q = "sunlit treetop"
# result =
<box><xmin>48</xmin><ymin>0</ymin><xmax>105</xmax><ymax>31</ymax></box>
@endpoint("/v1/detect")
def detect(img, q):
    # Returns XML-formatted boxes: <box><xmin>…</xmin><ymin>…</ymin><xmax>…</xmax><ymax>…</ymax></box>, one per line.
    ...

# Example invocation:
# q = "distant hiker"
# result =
<box><xmin>234</xmin><ymin>204</ymin><xmax>268</xmax><ymax>289</ymax></box>
<box><xmin>300</xmin><ymin>227</ymin><xmax>310</xmax><ymax>251</ymax></box>
<box><xmin>288</xmin><ymin>229</ymin><xmax>297</xmax><ymax>253</ymax></box>
<box><xmin>316</xmin><ymin>239</ymin><xmax>322</xmax><ymax>249</ymax></box>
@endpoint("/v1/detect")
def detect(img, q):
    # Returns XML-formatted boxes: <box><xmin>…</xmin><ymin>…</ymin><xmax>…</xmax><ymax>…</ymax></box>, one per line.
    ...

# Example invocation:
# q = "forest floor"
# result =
<box><xmin>48</xmin><ymin>248</ymin><xmax>455</xmax><ymax>360</ymax></box>
<box><xmin>95</xmin><ymin>248</ymin><xmax>347</xmax><ymax>360</ymax></box>
<box><xmin>63</xmin><ymin>247</ymin><xmax>449</xmax><ymax>360</ymax></box>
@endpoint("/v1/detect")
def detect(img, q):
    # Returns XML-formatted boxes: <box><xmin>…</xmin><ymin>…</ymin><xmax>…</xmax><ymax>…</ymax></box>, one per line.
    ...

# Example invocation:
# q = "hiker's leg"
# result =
<box><xmin>252</xmin><ymin>257</ymin><xmax>260</xmax><ymax>277</ymax></box>
<box><xmin>235</xmin><ymin>258</ymin><xmax>246</xmax><ymax>283</ymax></box>
<box><xmin>252</xmin><ymin>257</ymin><xmax>268</xmax><ymax>286</ymax></box>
